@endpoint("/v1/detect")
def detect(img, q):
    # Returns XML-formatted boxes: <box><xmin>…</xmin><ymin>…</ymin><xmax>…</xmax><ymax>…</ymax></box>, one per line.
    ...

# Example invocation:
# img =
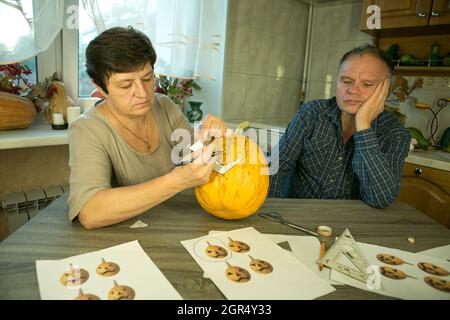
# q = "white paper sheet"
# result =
<box><xmin>206</xmin><ymin>231</ymin><xmax>342</xmax><ymax>286</ymax></box>
<box><xmin>36</xmin><ymin>240</ymin><xmax>182</xmax><ymax>300</ymax></box>
<box><xmin>330</xmin><ymin>242</ymin><xmax>450</xmax><ymax>300</ymax></box>
<box><xmin>419</xmin><ymin>244</ymin><xmax>450</xmax><ymax>261</ymax></box>
<box><xmin>182</xmin><ymin>227</ymin><xmax>335</xmax><ymax>300</ymax></box>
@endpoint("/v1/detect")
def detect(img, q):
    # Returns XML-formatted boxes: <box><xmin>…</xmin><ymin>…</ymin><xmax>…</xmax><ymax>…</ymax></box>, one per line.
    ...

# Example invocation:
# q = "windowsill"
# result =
<box><xmin>0</xmin><ymin>115</ymin><xmax>68</xmax><ymax>150</ymax></box>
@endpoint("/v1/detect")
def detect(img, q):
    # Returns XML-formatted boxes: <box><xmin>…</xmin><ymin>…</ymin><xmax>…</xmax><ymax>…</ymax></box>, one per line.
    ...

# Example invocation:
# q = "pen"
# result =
<box><xmin>174</xmin><ymin>151</ymin><xmax>222</xmax><ymax>167</ymax></box>
<box><xmin>319</xmin><ymin>240</ymin><xmax>326</xmax><ymax>271</ymax></box>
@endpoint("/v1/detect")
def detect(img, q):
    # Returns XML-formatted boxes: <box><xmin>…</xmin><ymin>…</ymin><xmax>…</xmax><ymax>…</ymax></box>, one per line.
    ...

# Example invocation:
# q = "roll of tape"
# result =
<box><xmin>317</xmin><ymin>225</ymin><xmax>333</xmax><ymax>237</ymax></box>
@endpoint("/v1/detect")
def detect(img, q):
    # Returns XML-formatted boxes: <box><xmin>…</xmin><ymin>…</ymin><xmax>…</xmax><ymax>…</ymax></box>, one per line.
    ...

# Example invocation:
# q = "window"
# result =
<box><xmin>63</xmin><ymin>0</ymin><xmax>227</xmax><ymax>114</ymax></box>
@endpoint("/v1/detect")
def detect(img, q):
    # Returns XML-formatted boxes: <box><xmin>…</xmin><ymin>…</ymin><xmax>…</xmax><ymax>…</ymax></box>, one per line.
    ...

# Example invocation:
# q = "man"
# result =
<box><xmin>268</xmin><ymin>44</ymin><xmax>410</xmax><ymax>208</ymax></box>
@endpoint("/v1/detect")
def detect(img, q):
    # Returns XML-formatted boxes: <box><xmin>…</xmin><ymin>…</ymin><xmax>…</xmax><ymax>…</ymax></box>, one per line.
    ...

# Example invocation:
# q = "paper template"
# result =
<box><xmin>419</xmin><ymin>244</ymin><xmax>450</xmax><ymax>261</ymax></box>
<box><xmin>182</xmin><ymin>227</ymin><xmax>335</xmax><ymax>300</ymax></box>
<box><xmin>330</xmin><ymin>242</ymin><xmax>450</xmax><ymax>300</ymax></box>
<box><xmin>36</xmin><ymin>240</ymin><xmax>182</xmax><ymax>300</ymax></box>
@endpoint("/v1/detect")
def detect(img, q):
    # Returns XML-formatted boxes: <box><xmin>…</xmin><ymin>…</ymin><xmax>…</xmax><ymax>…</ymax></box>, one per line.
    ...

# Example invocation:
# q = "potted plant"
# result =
<box><xmin>154</xmin><ymin>75</ymin><xmax>201</xmax><ymax>115</ymax></box>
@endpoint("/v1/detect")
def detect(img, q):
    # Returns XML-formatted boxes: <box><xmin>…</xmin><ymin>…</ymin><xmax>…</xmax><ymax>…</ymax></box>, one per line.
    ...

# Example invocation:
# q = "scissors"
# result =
<box><xmin>258</xmin><ymin>211</ymin><xmax>319</xmax><ymax>237</ymax></box>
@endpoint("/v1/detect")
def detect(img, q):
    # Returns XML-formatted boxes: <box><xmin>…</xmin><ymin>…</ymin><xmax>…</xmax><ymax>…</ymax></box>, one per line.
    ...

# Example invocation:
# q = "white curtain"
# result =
<box><xmin>81</xmin><ymin>0</ymin><xmax>222</xmax><ymax>80</ymax></box>
<box><xmin>0</xmin><ymin>0</ymin><xmax>64</xmax><ymax>64</ymax></box>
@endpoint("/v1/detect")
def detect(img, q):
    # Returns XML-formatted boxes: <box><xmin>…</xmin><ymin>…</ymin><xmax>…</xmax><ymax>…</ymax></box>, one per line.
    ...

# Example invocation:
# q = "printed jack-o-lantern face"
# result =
<box><xmin>108</xmin><ymin>280</ymin><xmax>135</xmax><ymax>300</ymax></box>
<box><xmin>417</xmin><ymin>262</ymin><xmax>450</xmax><ymax>276</ymax></box>
<box><xmin>376</xmin><ymin>253</ymin><xmax>411</xmax><ymax>266</ymax></box>
<box><xmin>74</xmin><ymin>289</ymin><xmax>100</xmax><ymax>300</ymax></box>
<box><xmin>205</xmin><ymin>241</ymin><xmax>228</xmax><ymax>258</ymax></box>
<box><xmin>424</xmin><ymin>276</ymin><xmax>450</xmax><ymax>293</ymax></box>
<box><xmin>249</xmin><ymin>256</ymin><xmax>273</xmax><ymax>274</ymax></box>
<box><xmin>228</xmin><ymin>237</ymin><xmax>250</xmax><ymax>253</ymax></box>
<box><xmin>60</xmin><ymin>264</ymin><xmax>89</xmax><ymax>287</ymax></box>
<box><xmin>225</xmin><ymin>262</ymin><xmax>251</xmax><ymax>283</ymax></box>
<box><xmin>379</xmin><ymin>266</ymin><xmax>408</xmax><ymax>280</ymax></box>
<box><xmin>96</xmin><ymin>258</ymin><xmax>120</xmax><ymax>277</ymax></box>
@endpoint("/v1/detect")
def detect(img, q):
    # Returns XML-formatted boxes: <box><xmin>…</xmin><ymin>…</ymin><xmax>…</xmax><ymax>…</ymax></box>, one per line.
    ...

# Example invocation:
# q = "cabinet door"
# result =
<box><xmin>398</xmin><ymin>163</ymin><xmax>450</xmax><ymax>228</ymax></box>
<box><xmin>429</xmin><ymin>0</ymin><xmax>450</xmax><ymax>25</ymax></box>
<box><xmin>361</xmin><ymin>0</ymin><xmax>433</xmax><ymax>29</ymax></box>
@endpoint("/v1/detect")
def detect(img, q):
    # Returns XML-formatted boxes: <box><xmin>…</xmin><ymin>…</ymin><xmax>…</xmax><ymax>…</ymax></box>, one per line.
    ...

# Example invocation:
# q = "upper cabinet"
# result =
<box><xmin>429</xmin><ymin>0</ymin><xmax>450</xmax><ymax>25</ymax></box>
<box><xmin>360</xmin><ymin>0</ymin><xmax>450</xmax><ymax>31</ymax></box>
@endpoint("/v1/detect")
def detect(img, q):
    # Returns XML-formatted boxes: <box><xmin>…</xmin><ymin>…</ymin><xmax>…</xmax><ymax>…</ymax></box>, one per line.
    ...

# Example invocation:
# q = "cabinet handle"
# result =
<box><xmin>431</xmin><ymin>10</ymin><xmax>439</xmax><ymax>17</ymax></box>
<box><xmin>414</xmin><ymin>168</ymin><xmax>422</xmax><ymax>175</ymax></box>
<box><xmin>416</xmin><ymin>11</ymin><xmax>427</xmax><ymax>17</ymax></box>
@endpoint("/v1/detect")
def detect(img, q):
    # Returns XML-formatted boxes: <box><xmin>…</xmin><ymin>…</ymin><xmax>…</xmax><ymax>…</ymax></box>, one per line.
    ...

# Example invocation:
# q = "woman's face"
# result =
<box><xmin>101</xmin><ymin>63</ymin><xmax>155</xmax><ymax>117</ymax></box>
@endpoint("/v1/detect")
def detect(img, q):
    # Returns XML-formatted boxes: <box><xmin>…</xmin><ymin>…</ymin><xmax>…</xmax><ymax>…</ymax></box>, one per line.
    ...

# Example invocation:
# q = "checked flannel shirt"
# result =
<box><xmin>268</xmin><ymin>97</ymin><xmax>411</xmax><ymax>208</ymax></box>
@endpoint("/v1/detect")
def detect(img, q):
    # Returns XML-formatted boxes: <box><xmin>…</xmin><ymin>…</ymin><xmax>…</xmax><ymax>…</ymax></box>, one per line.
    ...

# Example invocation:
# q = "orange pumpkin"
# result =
<box><xmin>194</xmin><ymin>134</ymin><xmax>269</xmax><ymax>219</ymax></box>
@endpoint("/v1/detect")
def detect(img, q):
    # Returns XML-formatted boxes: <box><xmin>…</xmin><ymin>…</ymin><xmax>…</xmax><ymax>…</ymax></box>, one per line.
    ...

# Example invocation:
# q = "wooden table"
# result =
<box><xmin>0</xmin><ymin>193</ymin><xmax>449</xmax><ymax>300</ymax></box>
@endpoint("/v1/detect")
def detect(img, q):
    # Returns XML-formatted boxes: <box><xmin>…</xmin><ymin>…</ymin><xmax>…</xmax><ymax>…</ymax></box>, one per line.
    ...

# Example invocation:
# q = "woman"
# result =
<box><xmin>68</xmin><ymin>27</ymin><xmax>227</xmax><ymax>229</ymax></box>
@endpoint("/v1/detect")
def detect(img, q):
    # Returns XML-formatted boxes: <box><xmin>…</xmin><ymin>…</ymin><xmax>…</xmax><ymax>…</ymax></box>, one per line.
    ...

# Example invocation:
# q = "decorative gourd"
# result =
<box><xmin>44</xmin><ymin>81</ymin><xmax>76</xmax><ymax>124</ymax></box>
<box><xmin>0</xmin><ymin>92</ymin><xmax>37</xmax><ymax>130</ymax></box>
<box><xmin>194</xmin><ymin>134</ymin><xmax>269</xmax><ymax>220</ymax></box>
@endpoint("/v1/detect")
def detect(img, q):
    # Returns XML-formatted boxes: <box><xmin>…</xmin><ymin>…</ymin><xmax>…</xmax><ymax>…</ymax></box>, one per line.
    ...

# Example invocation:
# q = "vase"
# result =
<box><xmin>187</xmin><ymin>101</ymin><xmax>203</xmax><ymax>123</ymax></box>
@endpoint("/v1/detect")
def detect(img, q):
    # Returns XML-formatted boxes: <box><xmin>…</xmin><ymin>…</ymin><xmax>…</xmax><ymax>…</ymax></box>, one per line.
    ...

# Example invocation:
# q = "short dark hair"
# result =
<box><xmin>339</xmin><ymin>44</ymin><xmax>394</xmax><ymax>75</ymax></box>
<box><xmin>85</xmin><ymin>26</ymin><xmax>157</xmax><ymax>93</ymax></box>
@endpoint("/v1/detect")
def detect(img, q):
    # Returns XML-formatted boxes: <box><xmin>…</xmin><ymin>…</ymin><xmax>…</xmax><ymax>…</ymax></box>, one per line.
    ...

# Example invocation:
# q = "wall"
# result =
<box><xmin>221</xmin><ymin>0</ymin><xmax>310</xmax><ymax>127</ymax></box>
<box><xmin>306</xmin><ymin>0</ymin><xmax>373</xmax><ymax>101</ymax></box>
<box><xmin>306</xmin><ymin>0</ymin><xmax>450</xmax><ymax>143</ymax></box>
<box><xmin>0</xmin><ymin>145</ymin><xmax>70</xmax><ymax>239</ymax></box>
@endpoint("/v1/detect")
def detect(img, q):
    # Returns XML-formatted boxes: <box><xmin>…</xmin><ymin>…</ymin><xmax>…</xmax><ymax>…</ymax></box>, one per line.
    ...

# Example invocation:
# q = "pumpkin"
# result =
<box><xmin>96</xmin><ymin>257</ymin><xmax>120</xmax><ymax>277</ymax></box>
<box><xmin>205</xmin><ymin>241</ymin><xmax>228</xmax><ymax>258</ymax></box>
<box><xmin>249</xmin><ymin>255</ymin><xmax>273</xmax><ymax>274</ymax></box>
<box><xmin>108</xmin><ymin>280</ymin><xmax>135</xmax><ymax>300</ymax></box>
<box><xmin>60</xmin><ymin>264</ymin><xmax>89</xmax><ymax>287</ymax></box>
<box><xmin>225</xmin><ymin>262</ymin><xmax>251</xmax><ymax>283</ymax></box>
<box><xmin>379</xmin><ymin>266</ymin><xmax>408</xmax><ymax>280</ymax></box>
<box><xmin>376</xmin><ymin>253</ymin><xmax>410</xmax><ymax>266</ymax></box>
<box><xmin>194</xmin><ymin>134</ymin><xmax>269</xmax><ymax>220</ymax></box>
<box><xmin>227</xmin><ymin>237</ymin><xmax>250</xmax><ymax>253</ymax></box>
<box><xmin>74</xmin><ymin>289</ymin><xmax>100</xmax><ymax>300</ymax></box>
<box><xmin>424</xmin><ymin>276</ymin><xmax>450</xmax><ymax>293</ymax></box>
<box><xmin>417</xmin><ymin>262</ymin><xmax>449</xmax><ymax>276</ymax></box>
<box><xmin>0</xmin><ymin>91</ymin><xmax>37</xmax><ymax>130</ymax></box>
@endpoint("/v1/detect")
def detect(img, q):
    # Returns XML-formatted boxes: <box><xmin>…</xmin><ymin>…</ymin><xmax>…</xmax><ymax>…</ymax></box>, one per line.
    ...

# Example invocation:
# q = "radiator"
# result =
<box><xmin>1</xmin><ymin>184</ymin><xmax>69</xmax><ymax>220</ymax></box>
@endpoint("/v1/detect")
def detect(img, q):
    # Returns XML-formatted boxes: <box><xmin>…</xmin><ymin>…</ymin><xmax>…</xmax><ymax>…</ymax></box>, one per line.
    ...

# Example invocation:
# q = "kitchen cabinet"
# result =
<box><xmin>360</xmin><ymin>1</ymin><xmax>450</xmax><ymax>77</ymax></box>
<box><xmin>429</xmin><ymin>0</ymin><xmax>450</xmax><ymax>25</ymax></box>
<box><xmin>360</xmin><ymin>0</ymin><xmax>450</xmax><ymax>30</ymax></box>
<box><xmin>397</xmin><ymin>163</ymin><xmax>450</xmax><ymax>228</ymax></box>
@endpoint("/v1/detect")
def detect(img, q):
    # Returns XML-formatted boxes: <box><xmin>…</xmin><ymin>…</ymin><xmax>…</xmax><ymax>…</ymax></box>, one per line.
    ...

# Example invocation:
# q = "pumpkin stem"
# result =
<box><xmin>234</xmin><ymin>121</ymin><xmax>250</xmax><ymax>136</ymax></box>
<box><xmin>101</xmin><ymin>257</ymin><xmax>105</xmax><ymax>263</ymax></box>
<box><xmin>113</xmin><ymin>280</ymin><xmax>118</xmax><ymax>287</ymax></box>
<box><xmin>249</xmin><ymin>255</ymin><xmax>255</xmax><ymax>261</ymax></box>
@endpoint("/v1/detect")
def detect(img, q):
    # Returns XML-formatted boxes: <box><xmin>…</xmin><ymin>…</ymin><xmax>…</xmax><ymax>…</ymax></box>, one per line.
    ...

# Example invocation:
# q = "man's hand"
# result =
<box><xmin>355</xmin><ymin>78</ymin><xmax>390</xmax><ymax>131</ymax></box>
<box><xmin>199</xmin><ymin>114</ymin><xmax>229</xmax><ymax>143</ymax></box>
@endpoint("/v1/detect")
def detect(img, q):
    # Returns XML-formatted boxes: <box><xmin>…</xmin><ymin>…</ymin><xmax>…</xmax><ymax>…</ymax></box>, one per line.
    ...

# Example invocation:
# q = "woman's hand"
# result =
<box><xmin>199</xmin><ymin>114</ymin><xmax>229</xmax><ymax>143</ymax></box>
<box><xmin>169</xmin><ymin>143</ymin><xmax>217</xmax><ymax>189</ymax></box>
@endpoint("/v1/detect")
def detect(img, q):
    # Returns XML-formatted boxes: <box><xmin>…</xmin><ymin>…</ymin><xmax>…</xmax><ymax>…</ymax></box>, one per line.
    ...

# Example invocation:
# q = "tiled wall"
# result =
<box><xmin>222</xmin><ymin>0</ymin><xmax>309</xmax><ymax>127</ymax></box>
<box><xmin>306</xmin><ymin>0</ymin><xmax>373</xmax><ymax>102</ymax></box>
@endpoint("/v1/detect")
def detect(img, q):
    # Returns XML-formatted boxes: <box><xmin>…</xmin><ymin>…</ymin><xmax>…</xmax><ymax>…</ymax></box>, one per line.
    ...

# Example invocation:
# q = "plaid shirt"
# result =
<box><xmin>268</xmin><ymin>97</ymin><xmax>410</xmax><ymax>208</ymax></box>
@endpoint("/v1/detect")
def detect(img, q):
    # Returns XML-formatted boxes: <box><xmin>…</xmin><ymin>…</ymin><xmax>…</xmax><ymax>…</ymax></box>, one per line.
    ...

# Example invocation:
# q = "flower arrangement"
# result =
<box><xmin>0</xmin><ymin>63</ymin><xmax>33</xmax><ymax>95</ymax></box>
<box><xmin>155</xmin><ymin>75</ymin><xmax>201</xmax><ymax>106</ymax></box>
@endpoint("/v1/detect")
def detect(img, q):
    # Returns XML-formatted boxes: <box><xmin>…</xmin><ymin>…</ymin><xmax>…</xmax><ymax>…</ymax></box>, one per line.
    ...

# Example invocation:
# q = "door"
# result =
<box><xmin>429</xmin><ymin>0</ymin><xmax>450</xmax><ymax>25</ymax></box>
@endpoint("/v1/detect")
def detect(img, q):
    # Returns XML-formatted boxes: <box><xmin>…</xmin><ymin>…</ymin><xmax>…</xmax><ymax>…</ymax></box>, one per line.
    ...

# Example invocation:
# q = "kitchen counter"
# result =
<box><xmin>0</xmin><ymin>193</ymin><xmax>449</xmax><ymax>300</ymax></box>
<box><xmin>405</xmin><ymin>149</ymin><xmax>450</xmax><ymax>172</ymax></box>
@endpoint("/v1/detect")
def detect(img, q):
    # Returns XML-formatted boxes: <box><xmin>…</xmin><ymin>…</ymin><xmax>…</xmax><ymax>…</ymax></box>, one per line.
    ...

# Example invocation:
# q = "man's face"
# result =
<box><xmin>336</xmin><ymin>54</ymin><xmax>389</xmax><ymax>115</ymax></box>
